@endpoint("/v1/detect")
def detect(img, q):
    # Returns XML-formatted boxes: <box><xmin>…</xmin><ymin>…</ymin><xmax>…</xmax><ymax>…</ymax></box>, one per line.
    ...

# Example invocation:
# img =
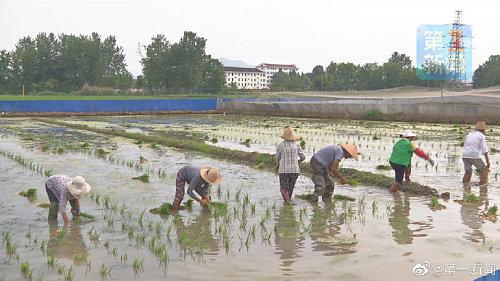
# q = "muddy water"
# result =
<box><xmin>0</xmin><ymin>117</ymin><xmax>499</xmax><ymax>281</ymax></box>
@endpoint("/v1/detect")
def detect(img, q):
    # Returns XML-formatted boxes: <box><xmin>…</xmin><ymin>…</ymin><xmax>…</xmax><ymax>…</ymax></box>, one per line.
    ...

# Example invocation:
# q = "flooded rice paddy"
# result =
<box><xmin>0</xmin><ymin>114</ymin><xmax>499</xmax><ymax>281</ymax></box>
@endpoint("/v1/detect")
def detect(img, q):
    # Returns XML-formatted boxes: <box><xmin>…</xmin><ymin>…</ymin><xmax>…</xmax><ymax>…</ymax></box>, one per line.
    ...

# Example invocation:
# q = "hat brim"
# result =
<box><xmin>200</xmin><ymin>168</ymin><xmax>222</xmax><ymax>185</ymax></box>
<box><xmin>341</xmin><ymin>145</ymin><xmax>359</xmax><ymax>161</ymax></box>
<box><xmin>67</xmin><ymin>182</ymin><xmax>91</xmax><ymax>197</ymax></box>
<box><xmin>280</xmin><ymin>134</ymin><xmax>301</xmax><ymax>141</ymax></box>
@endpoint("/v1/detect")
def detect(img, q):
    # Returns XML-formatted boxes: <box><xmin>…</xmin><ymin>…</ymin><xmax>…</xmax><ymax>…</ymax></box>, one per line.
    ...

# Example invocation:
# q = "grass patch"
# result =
<box><xmin>18</xmin><ymin>188</ymin><xmax>37</xmax><ymax>201</ymax></box>
<box><xmin>132</xmin><ymin>174</ymin><xmax>150</xmax><ymax>183</ymax></box>
<box><xmin>346</xmin><ymin>179</ymin><xmax>361</xmax><ymax>186</ymax></box>
<box><xmin>376</xmin><ymin>164</ymin><xmax>391</xmax><ymax>171</ymax></box>
<box><xmin>207</xmin><ymin>201</ymin><xmax>228</xmax><ymax>211</ymax></box>
<box><xmin>333</xmin><ymin>194</ymin><xmax>356</xmax><ymax>202</ymax></box>
<box><xmin>295</xmin><ymin>193</ymin><xmax>315</xmax><ymax>201</ymax></box>
<box><xmin>37</xmin><ymin>202</ymin><xmax>51</xmax><ymax>208</ymax></box>
<box><xmin>37</xmin><ymin>118</ymin><xmax>438</xmax><ymax>196</ymax></box>
<box><xmin>429</xmin><ymin>196</ymin><xmax>446</xmax><ymax>211</ymax></box>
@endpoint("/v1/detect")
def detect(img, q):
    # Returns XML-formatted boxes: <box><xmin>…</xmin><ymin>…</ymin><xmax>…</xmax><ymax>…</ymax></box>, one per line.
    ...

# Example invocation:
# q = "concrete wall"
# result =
<box><xmin>217</xmin><ymin>95</ymin><xmax>500</xmax><ymax>124</ymax></box>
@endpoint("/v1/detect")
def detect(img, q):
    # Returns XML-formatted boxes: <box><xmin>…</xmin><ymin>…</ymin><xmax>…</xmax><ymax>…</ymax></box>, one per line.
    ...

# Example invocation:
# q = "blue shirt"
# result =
<box><xmin>313</xmin><ymin>145</ymin><xmax>344</xmax><ymax>168</ymax></box>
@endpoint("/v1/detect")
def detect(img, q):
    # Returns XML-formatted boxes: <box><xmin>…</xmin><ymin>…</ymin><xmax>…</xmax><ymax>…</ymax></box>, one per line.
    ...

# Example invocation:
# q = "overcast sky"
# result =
<box><xmin>1</xmin><ymin>0</ymin><xmax>499</xmax><ymax>77</ymax></box>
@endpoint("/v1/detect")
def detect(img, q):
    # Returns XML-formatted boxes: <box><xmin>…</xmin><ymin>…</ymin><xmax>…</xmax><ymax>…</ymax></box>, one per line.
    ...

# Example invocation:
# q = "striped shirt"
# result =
<box><xmin>45</xmin><ymin>175</ymin><xmax>75</xmax><ymax>214</ymax></box>
<box><xmin>276</xmin><ymin>140</ymin><xmax>306</xmax><ymax>174</ymax></box>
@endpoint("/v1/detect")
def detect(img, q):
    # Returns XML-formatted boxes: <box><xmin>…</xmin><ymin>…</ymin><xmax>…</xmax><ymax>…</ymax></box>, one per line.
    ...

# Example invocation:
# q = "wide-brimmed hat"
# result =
<box><xmin>475</xmin><ymin>121</ymin><xmax>486</xmax><ymax>131</ymax></box>
<box><xmin>67</xmin><ymin>176</ymin><xmax>91</xmax><ymax>197</ymax></box>
<box><xmin>200</xmin><ymin>167</ymin><xmax>222</xmax><ymax>185</ymax></box>
<box><xmin>280</xmin><ymin>127</ymin><xmax>300</xmax><ymax>141</ymax></box>
<box><xmin>400</xmin><ymin>130</ymin><xmax>417</xmax><ymax>138</ymax></box>
<box><xmin>340</xmin><ymin>144</ymin><xmax>359</xmax><ymax>161</ymax></box>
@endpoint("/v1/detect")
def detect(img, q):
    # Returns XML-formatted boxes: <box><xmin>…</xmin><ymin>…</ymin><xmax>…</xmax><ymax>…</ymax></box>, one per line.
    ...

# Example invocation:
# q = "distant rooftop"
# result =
<box><xmin>223</xmin><ymin>66</ymin><xmax>264</xmax><ymax>73</ymax></box>
<box><xmin>258</xmin><ymin>63</ymin><xmax>298</xmax><ymax>69</ymax></box>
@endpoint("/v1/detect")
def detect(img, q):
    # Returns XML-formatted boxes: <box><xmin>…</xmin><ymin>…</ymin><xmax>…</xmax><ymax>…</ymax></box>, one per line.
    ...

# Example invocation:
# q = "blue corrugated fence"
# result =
<box><xmin>0</xmin><ymin>99</ymin><xmax>217</xmax><ymax>113</ymax></box>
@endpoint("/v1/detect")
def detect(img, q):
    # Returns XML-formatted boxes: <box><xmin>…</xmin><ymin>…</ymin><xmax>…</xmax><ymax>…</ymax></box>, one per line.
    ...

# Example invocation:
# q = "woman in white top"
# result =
<box><xmin>462</xmin><ymin>121</ymin><xmax>490</xmax><ymax>184</ymax></box>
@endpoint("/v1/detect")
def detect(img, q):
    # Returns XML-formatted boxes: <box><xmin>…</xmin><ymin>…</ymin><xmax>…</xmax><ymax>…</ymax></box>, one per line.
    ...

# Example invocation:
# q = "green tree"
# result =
<box><xmin>0</xmin><ymin>50</ymin><xmax>13</xmax><ymax>93</ymax></box>
<box><xmin>473</xmin><ymin>55</ymin><xmax>500</xmax><ymax>88</ymax></box>
<box><xmin>11</xmin><ymin>36</ymin><xmax>37</xmax><ymax>94</ymax></box>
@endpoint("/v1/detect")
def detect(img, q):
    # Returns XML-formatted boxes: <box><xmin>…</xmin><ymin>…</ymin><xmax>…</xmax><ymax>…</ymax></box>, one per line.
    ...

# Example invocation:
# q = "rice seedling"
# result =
<box><xmin>18</xmin><ymin>188</ymin><xmax>37</xmax><ymax>200</ymax></box>
<box><xmin>132</xmin><ymin>174</ymin><xmax>150</xmax><ymax>183</ymax></box>
<box><xmin>251</xmin><ymin>203</ymin><xmax>256</xmax><ymax>215</ymax></box>
<box><xmin>111</xmin><ymin>248</ymin><xmax>118</xmax><ymax>257</ymax></box>
<box><xmin>185</xmin><ymin>199</ymin><xmax>193</xmax><ymax>210</ymax></box>
<box><xmin>95</xmin><ymin>148</ymin><xmax>107</xmax><ymax>158</ymax></box>
<box><xmin>132</xmin><ymin>257</ymin><xmax>144</xmax><ymax>273</ymax></box>
<box><xmin>372</xmin><ymin>199</ymin><xmax>379</xmax><ymax>216</ymax></box>
<box><xmin>88</xmin><ymin>226</ymin><xmax>100</xmax><ymax>244</ymax></box>
<box><xmin>44</xmin><ymin>169</ymin><xmax>54</xmax><ymax>177</ymax></box>
<box><xmin>135</xmin><ymin>233</ymin><xmax>146</xmax><ymax>245</ymax></box>
<box><xmin>20</xmin><ymin>261</ymin><xmax>33</xmax><ymax>279</ymax></box>
<box><xmin>120</xmin><ymin>253</ymin><xmax>128</xmax><ymax>264</ymax></box>
<box><xmin>138</xmin><ymin>209</ymin><xmax>146</xmax><ymax>227</ymax></box>
<box><xmin>39</xmin><ymin>239</ymin><xmax>47</xmax><ymax>254</ymax></box>
<box><xmin>37</xmin><ymin>203</ymin><xmax>51</xmax><ymax>208</ymax></box>
<box><xmin>56</xmin><ymin>227</ymin><xmax>68</xmax><ymax>239</ymax></box>
<box><xmin>376</xmin><ymin>164</ymin><xmax>391</xmax><ymax>171</ymax></box>
<box><xmin>103</xmin><ymin>241</ymin><xmax>110</xmax><ymax>250</ymax></box>
<box><xmin>240</xmin><ymin>138</ymin><xmax>251</xmax><ymax>147</ymax></box>
<box><xmin>57</xmin><ymin>265</ymin><xmax>65</xmax><ymax>275</ymax></box>
<box><xmin>99</xmin><ymin>263</ymin><xmax>111</xmax><ymax>280</ymax></box>
<box><xmin>139</xmin><ymin>156</ymin><xmax>148</xmax><ymax>163</ymax></box>
<box><xmin>64</xmin><ymin>266</ymin><xmax>74</xmax><ymax>281</ymax></box>
<box><xmin>429</xmin><ymin>196</ymin><xmax>446</xmax><ymax>211</ymax></box>
<box><xmin>346</xmin><ymin>179</ymin><xmax>361</xmax><ymax>186</ymax></box>
<box><xmin>46</xmin><ymin>254</ymin><xmax>56</xmax><ymax>268</ymax></box>
<box><xmin>333</xmin><ymin>194</ymin><xmax>356</xmax><ymax>202</ymax></box>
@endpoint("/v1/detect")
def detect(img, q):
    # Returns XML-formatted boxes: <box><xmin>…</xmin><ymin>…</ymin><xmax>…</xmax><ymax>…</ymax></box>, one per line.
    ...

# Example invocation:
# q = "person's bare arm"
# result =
<box><xmin>484</xmin><ymin>153</ymin><xmax>490</xmax><ymax>169</ymax></box>
<box><xmin>330</xmin><ymin>160</ymin><xmax>347</xmax><ymax>184</ymax></box>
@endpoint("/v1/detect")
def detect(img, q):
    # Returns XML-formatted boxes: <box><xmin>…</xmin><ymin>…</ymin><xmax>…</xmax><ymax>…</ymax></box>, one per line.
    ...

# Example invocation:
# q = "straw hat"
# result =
<box><xmin>475</xmin><ymin>121</ymin><xmax>486</xmax><ymax>131</ymax></box>
<box><xmin>400</xmin><ymin>130</ymin><xmax>417</xmax><ymax>138</ymax></box>
<box><xmin>67</xmin><ymin>176</ymin><xmax>91</xmax><ymax>197</ymax></box>
<box><xmin>281</xmin><ymin>127</ymin><xmax>300</xmax><ymax>141</ymax></box>
<box><xmin>200</xmin><ymin>167</ymin><xmax>222</xmax><ymax>185</ymax></box>
<box><xmin>340</xmin><ymin>144</ymin><xmax>359</xmax><ymax>161</ymax></box>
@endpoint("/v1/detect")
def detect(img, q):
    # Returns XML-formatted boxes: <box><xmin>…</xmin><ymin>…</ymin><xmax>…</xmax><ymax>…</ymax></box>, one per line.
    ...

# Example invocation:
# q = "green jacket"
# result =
<box><xmin>389</xmin><ymin>139</ymin><xmax>416</xmax><ymax>167</ymax></box>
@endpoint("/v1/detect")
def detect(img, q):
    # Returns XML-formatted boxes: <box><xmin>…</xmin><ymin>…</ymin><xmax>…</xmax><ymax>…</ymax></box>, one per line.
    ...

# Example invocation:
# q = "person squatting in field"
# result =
<box><xmin>171</xmin><ymin>165</ymin><xmax>222</xmax><ymax>211</ymax></box>
<box><xmin>45</xmin><ymin>175</ymin><xmax>91</xmax><ymax>223</ymax></box>
<box><xmin>309</xmin><ymin>143</ymin><xmax>359</xmax><ymax>202</ymax></box>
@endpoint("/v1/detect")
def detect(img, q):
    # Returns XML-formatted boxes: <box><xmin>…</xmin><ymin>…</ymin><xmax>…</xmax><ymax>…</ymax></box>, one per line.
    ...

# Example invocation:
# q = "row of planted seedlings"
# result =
<box><xmin>3</xmin><ymin>123</ymin><xmax>175</xmax><ymax>182</ymax></box>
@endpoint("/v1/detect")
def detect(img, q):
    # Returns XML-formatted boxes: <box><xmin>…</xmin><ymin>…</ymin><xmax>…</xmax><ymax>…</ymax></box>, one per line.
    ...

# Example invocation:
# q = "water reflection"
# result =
<box><xmin>274</xmin><ymin>205</ymin><xmax>304</xmax><ymax>272</ymax></box>
<box><xmin>174</xmin><ymin>209</ymin><xmax>220</xmax><ymax>260</ymax></box>
<box><xmin>388</xmin><ymin>193</ymin><xmax>432</xmax><ymax>245</ymax></box>
<box><xmin>47</xmin><ymin>223</ymin><xmax>88</xmax><ymax>266</ymax></box>
<box><xmin>460</xmin><ymin>184</ymin><xmax>488</xmax><ymax>243</ymax></box>
<box><xmin>309</xmin><ymin>202</ymin><xmax>357</xmax><ymax>256</ymax></box>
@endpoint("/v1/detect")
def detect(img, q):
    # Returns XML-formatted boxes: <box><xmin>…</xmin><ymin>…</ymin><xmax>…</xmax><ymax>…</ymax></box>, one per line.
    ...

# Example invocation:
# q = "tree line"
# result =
<box><xmin>1</xmin><ymin>32</ymin><xmax>499</xmax><ymax>95</ymax></box>
<box><xmin>0</xmin><ymin>32</ymin><xmax>133</xmax><ymax>94</ymax></box>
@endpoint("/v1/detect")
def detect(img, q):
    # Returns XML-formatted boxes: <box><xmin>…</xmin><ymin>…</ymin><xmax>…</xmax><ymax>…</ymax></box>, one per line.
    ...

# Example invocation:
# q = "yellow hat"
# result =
<box><xmin>200</xmin><ymin>167</ymin><xmax>222</xmax><ymax>185</ymax></box>
<box><xmin>280</xmin><ymin>127</ymin><xmax>300</xmax><ymax>141</ymax></box>
<box><xmin>341</xmin><ymin>144</ymin><xmax>359</xmax><ymax>161</ymax></box>
<box><xmin>475</xmin><ymin>121</ymin><xmax>486</xmax><ymax>131</ymax></box>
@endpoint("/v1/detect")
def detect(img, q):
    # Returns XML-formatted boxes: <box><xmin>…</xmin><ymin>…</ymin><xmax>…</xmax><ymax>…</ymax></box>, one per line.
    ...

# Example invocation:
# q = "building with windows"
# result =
<box><xmin>257</xmin><ymin>63</ymin><xmax>299</xmax><ymax>88</ymax></box>
<box><xmin>223</xmin><ymin>67</ymin><xmax>266</xmax><ymax>90</ymax></box>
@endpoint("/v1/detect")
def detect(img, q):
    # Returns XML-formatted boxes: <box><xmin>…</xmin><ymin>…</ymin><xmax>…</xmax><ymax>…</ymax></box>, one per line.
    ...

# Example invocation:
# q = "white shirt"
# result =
<box><xmin>462</xmin><ymin>131</ymin><xmax>488</xmax><ymax>159</ymax></box>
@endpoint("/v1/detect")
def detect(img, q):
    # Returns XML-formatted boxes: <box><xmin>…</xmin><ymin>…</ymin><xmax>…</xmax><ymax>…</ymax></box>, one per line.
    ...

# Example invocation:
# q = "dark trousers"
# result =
<box><xmin>310</xmin><ymin>157</ymin><xmax>334</xmax><ymax>197</ymax></box>
<box><xmin>279</xmin><ymin>173</ymin><xmax>299</xmax><ymax>199</ymax></box>
<box><xmin>390</xmin><ymin>162</ymin><xmax>406</xmax><ymax>184</ymax></box>
<box><xmin>46</xmin><ymin>185</ymin><xmax>77</xmax><ymax>222</ymax></box>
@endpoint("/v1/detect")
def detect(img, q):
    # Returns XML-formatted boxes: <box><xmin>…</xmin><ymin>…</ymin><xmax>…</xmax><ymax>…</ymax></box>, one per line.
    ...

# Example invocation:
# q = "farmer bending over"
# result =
<box><xmin>389</xmin><ymin>130</ymin><xmax>434</xmax><ymax>193</ymax></box>
<box><xmin>276</xmin><ymin>127</ymin><xmax>306</xmax><ymax>203</ymax></box>
<box><xmin>310</xmin><ymin>144</ymin><xmax>359</xmax><ymax>202</ymax></box>
<box><xmin>462</xmin><ymin>121</ymin><xmax>490</xmax><ymax>185</ymax></box>
<box><xmin>45</xmin><ymin>175</ymin><xmax>91</xmax><ymax>224</ymax></box>
<box><xmin>172</xmin><ymin>165</ymin><xmax>222</xmax><ymax>211</ymax></box>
